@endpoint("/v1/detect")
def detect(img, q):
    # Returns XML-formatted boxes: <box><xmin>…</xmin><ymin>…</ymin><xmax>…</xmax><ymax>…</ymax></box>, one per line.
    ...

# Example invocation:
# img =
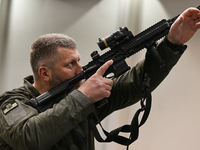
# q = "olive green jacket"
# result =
<box><xmin>0</xmin><ymin>41</ymin><xmax>183</xmax><ymax>150</ymax></box>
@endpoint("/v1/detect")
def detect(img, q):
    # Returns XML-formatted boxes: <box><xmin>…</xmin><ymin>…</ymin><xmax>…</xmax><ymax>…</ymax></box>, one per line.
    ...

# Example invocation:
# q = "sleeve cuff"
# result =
<box><xmin>69</xmin><ymin>90</ymin><xmax>94</xmax><ymax>110</ymax></box>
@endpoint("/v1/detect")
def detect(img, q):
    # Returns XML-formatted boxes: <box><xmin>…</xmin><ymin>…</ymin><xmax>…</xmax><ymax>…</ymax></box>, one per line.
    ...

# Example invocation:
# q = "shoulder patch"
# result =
<box><xmin>2</xmin><ymin>99</ymin><xmax>18</xmax><ymax>115</ymax></box>
<box><xmin>1</xmin><ymin>99</ymin><xmax>27</xmax><ymax>126</ymax></box>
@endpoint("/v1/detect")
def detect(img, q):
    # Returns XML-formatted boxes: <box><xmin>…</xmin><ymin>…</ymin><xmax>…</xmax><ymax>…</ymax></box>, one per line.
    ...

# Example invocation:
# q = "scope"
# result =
<box><xmin>97</xmin><ymin>26</ymin><xmax>133</xmax><ymax>50</ymax></box>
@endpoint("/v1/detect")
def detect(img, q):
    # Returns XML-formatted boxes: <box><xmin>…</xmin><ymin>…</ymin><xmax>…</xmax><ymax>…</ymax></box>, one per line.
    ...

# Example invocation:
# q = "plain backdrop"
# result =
<box><xmin>0</xmin><ymin>0</ymin><xmax>200</xmax><ymax>150</ymax></box>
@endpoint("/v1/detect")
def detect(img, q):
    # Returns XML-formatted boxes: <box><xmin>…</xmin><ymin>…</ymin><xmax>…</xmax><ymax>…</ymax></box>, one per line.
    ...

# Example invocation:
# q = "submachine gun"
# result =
<box><xmin>30</xmin><ymin>5</ymin><xmax>200</xmax><ymax>149</ymax></box>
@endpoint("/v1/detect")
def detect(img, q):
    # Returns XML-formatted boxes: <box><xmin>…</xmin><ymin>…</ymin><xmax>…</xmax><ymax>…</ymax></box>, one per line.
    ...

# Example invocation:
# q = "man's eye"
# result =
<box><xmin>67</xmin><ymin>62</ymin><xmax>73</xmax><ymax>68</ymax></box>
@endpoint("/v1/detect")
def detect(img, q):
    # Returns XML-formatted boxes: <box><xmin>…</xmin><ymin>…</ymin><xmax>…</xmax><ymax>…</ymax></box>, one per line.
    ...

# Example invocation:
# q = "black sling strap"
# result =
<box><xmin>88</xmin><ymin>49</ymin><xmax>154</xmax><ymax>149</ymax></box>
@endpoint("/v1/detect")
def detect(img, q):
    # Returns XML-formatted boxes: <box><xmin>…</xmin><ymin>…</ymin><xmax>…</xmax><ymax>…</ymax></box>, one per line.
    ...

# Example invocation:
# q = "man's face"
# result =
<box><xmin>49</xmin><ymin>47</ymin><xmax>83</xmax><ymax>88</ymax></box>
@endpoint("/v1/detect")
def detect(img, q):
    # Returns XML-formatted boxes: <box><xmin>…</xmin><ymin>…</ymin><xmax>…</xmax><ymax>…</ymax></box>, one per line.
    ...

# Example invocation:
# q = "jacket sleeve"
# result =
<box><xmin>97</xmin><ymin>40</ymin><xmax>184</xmax><ymax>120</ymax></box>
<box><xmin>0</xmin><ymin>89</ymin><xmax>94</xmax><ymax>150</ymax></box>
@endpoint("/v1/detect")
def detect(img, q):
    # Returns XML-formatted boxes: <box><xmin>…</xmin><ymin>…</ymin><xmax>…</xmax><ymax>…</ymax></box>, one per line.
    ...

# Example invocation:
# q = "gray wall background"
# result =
<box><xmin>0</xmin><ymin>0</ymin><xmax>200</xmax><ymax>150</ymax></box>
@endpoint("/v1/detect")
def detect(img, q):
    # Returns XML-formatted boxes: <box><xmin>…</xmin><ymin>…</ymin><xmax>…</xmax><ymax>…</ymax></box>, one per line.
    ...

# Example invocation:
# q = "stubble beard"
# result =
<box><xmin>49</xmin><ymin>72</ymin><xmax>83</xmax><ymax>90</ymax></box>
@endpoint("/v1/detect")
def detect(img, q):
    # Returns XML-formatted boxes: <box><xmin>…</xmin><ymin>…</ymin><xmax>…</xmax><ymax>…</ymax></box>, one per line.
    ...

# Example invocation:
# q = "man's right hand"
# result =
<box><xmin>78</xmin><ymin>60</ymin><xmax>113</xmax><ymax>103</ymax></box>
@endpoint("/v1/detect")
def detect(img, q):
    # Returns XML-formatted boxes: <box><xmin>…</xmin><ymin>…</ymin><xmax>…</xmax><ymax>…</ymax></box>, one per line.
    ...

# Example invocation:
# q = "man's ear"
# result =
<box><xmin>38</xmin><ymin>66</ymin><xmax>51</xmax><ymax>82</ymax></box>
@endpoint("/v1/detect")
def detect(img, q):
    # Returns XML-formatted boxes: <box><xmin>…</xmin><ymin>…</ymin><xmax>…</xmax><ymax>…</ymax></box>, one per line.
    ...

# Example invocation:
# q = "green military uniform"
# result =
<box><xmin>0</xmin><ymin>41</ymin><xmax>184</xmax><ymax>150</ymax></box>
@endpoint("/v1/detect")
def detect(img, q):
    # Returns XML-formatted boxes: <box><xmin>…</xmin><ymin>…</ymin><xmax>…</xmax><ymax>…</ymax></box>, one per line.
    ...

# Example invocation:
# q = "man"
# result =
<box><xmin>0</xmin><ymin>7</ymin><xmax>200</xmax><ymax>150</ymax></box>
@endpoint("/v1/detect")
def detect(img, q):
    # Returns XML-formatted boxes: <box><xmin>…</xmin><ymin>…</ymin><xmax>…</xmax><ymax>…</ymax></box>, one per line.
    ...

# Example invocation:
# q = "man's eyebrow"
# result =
<box><xmin>66</xmin><ymin>57</ymin><xmax>80</xmax><ymax>62</ymax></box>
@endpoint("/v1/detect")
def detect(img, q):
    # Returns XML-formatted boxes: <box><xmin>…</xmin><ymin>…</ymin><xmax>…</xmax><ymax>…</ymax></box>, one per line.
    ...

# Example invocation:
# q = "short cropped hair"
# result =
<box><xmin>30</xmin><ymin>33</ymin><xmax>77</xmax><ymax>79</ymax></box>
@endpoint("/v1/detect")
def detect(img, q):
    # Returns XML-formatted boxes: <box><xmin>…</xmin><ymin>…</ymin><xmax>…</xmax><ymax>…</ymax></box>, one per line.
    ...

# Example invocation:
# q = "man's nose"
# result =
<box><xmin>76</xmin><ymin>63</ymin><xmax>83</xmax><ymax>75</ymax></box>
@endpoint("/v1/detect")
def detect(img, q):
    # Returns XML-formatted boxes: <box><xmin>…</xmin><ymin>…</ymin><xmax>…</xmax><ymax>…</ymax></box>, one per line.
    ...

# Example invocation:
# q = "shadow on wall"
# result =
<box><xmin>14</xmin><ymin>0</ymin><xmax>102</xmax><ymax>33</ymax></box>
<box><xmin>46</xmin><ymin>0</ymin><xmax>101</xmax><ymax>30</ymax></box>
<box><xmin>159</xmin><ymin>0</ymin><xmax>200</xmax><ymax>17</ymax></box>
